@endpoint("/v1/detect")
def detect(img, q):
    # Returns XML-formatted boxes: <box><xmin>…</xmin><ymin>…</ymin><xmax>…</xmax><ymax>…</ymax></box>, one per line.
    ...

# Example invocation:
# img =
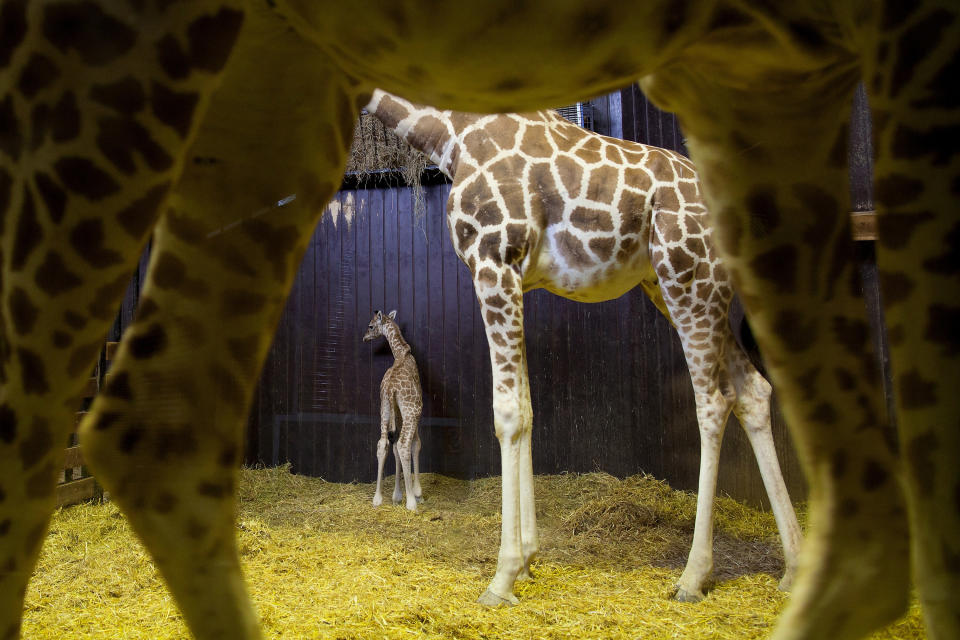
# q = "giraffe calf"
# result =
<box><xmin>363</xmin><ymin>310</ymin><xmax>424</xmax><ymax>511</ymax></box>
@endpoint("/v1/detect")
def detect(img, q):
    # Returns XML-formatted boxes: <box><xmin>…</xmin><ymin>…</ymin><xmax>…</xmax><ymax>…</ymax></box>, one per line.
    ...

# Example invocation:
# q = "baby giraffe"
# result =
<box><xmin>363</xmin><ymin>310</ymin><xmax>424</xmax><ymax>510</ymax></box>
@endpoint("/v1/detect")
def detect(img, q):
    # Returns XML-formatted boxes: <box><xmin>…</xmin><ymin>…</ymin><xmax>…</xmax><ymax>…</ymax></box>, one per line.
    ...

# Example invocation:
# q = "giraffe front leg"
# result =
<box><xmin>674</xmin><ymin>388</ymin><xmax>730</xmax><ymax>602</ymax></box>
<box><xmin>642</xmin><ymin>67</ymin><xmax>909</xmax><ymax>639</ymax></box>
<box><xmin>474</xmin><ymin>264</ymin><xmax>531</xmax><ymax>606</ymax></box>
<box><xmin>374</xmin><ymin>391</ymin><xmax>392</xmax><ymax>507</ymax></box>
<box><xmin>0</xmin><ymin>4</ymin><xmax>245</xmax><ymax>637</ymax></box>
<box><xmin>372</xmin><ymin>434</ymin><xmax>389</xmax><ymax>508</ymax></box>
<box><xmin>516</xmin><ymin>345</ymin><xmax>538</xmax><ymax>580</ymax></box>
<box><xmin>77</xmin><ymin>14</ymin><xmax>359</xmax><ymax>637</ymax></box>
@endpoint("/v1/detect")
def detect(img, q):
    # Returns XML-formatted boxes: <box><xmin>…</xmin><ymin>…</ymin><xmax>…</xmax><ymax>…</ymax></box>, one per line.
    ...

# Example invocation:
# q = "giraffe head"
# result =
<box><xmin>363</xmin><ymin>310</ymin><xmax>398</xmax><ymax>342</ymax></box>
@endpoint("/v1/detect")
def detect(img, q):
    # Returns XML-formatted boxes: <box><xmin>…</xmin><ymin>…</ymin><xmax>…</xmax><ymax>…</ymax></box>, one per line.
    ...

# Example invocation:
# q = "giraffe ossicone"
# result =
<box><xmin>365</xmin><ymin>88</ymin><xmax>803</xmax><ymax>605</ymax></box>
<box><xmin>0</xmin><ymin>2</ymin><xmax>955</xmax><ymax>640</ymax></box>
<box><xmin>363</xmin><ymin>310</ymin><xmax>424</xmax><ymax>511</ymax></box>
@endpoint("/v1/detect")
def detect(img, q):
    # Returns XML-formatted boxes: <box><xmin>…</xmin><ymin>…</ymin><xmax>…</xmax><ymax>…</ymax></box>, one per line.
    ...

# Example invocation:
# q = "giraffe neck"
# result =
<box><xmin>365</xmin><ymin>89</ymin><xmax>459</xmax><ymax>175</ymax></box>
<box><xmin>382</xmin><ymin>320</ymin><xmax>411</xmax><ymax>360</ymax></box>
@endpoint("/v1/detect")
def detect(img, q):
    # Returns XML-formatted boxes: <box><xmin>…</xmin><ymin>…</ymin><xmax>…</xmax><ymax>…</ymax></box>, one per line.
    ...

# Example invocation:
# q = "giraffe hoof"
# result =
<box><xmin>517</xmin><ymin>567</ymin><xmax>534</xmax><ymax>581</ymax></box>
<box><xmin>372</xmin><ymin>495</ymin><xmax>383</xmax><ymax>507</ymax></box>
<box><xmin>673</xmin><ymin>587</ymin><xmax>705</xmax><ymax>603</ymax></box>
<box><xmin>778</xmin><ymin>568</ymin><xmax>796</xmax><ymax>592</ymax></box>
<box><xmin>478</xmin><ymin>588</ymin><xmax>518</xmax><ymax>607</ymax></box>
<box><xmin>415</xmin><ymin>495</ymin><xmax>424</xmax><ymax>504</ymax></box>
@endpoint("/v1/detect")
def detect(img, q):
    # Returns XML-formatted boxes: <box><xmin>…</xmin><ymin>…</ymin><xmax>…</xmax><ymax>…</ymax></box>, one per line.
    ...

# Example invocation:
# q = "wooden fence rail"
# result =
<box><xmin>56</xmin><ymin>341</ymin><xmax>118</xmax><ymax>508</ymax></box>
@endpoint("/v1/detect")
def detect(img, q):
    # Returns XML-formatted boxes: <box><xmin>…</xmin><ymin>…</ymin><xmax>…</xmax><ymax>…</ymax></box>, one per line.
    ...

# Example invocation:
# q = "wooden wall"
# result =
<box><xmin>245</xmin><ymin>85</ymin><xmax>883</xmax><ymax>509</ymax></box>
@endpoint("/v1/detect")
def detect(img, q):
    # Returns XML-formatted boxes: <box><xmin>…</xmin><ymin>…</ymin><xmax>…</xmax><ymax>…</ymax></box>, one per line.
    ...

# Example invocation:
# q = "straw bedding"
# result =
<box><xmin>25</xmin><ymin>467</ymin><xmax>925</xmax><ymax>639</ymax></box>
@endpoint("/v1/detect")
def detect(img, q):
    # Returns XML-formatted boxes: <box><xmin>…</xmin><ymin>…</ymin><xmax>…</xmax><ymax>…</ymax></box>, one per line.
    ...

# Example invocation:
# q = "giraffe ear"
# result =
<box><xmin>375</xmin><ymin>310</ymin><xmax>383</xmax><ymax>321</ymax></box>
<box><xmin>388</xmin><ymin>310</ymin><xmax>397</xmax><ymax>320</ymax></box>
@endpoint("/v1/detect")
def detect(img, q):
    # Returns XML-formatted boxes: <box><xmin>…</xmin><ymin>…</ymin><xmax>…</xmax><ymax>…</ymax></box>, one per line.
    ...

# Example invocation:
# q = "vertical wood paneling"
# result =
<box><xmin>247</xmin><ymin>86</ymin><xmax>885</xmax><ymax>509</ymax></box>
<box><xmin>249</xmin><ymin>177</ymin><xmax>807</xmax><ymax>505</ymax></box>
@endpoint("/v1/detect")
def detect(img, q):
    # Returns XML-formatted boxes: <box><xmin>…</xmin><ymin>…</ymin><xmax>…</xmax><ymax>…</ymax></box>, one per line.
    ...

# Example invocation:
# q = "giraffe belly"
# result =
<box><xmin>524</xmin><ymin>255</ymin><xmax>656</xmax><ymax>303</ymax></box>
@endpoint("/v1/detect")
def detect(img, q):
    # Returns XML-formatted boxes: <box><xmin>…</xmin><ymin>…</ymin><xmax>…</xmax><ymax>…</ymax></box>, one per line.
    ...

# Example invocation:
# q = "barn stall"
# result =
<box><xmin>29</xmin><ymin>86</ymin><xmax>922</xmax><ymax>639</ymax></box>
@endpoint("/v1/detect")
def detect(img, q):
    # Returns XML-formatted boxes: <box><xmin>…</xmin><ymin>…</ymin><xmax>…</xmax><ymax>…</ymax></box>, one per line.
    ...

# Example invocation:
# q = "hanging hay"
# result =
<box><xmin>24</xmin><ymin>468</ymin><xmax>925</xmax><ymax>639</ymax></box>
<box><xmin>345</xmin><ymin>113</ymin><xmax>430</xmax><ymax>219</ymax></box>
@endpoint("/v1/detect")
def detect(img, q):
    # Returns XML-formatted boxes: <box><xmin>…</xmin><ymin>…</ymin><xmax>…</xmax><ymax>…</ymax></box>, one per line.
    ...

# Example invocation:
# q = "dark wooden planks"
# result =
<box><xmin>245</xmin><ymin>84</ymin><xmax>902</xmax><ymax>510</ymax></box>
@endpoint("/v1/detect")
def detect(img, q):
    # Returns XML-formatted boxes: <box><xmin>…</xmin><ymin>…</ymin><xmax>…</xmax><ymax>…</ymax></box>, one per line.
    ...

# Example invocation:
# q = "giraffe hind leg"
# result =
<box><xmin>866</xmin><ymin>7</ymin><xmax>960</xmax><ymax>637</ymax></box>
<box><xmin>392</xmin><ymin>395</ymin><xmax>418</xmax><ymax>511</ymax></box>
<box><xmin>725</xmin><ymin>334</ymin><xmax>802</xmax><ymax>591</ymax></box>
<box><xmin>390</xmin><ymin>405</ymin><xmax>404</xmax><ymax>505</ymax></box>
<box><xmin>642</xmin><ymin>63</ymin><xmax>911</xmax><ymax>639</ymax></box>
<box><xmin>411</xmin><ymin>431</ymin><xmax>423</xmax><ymax>503</ymax></box>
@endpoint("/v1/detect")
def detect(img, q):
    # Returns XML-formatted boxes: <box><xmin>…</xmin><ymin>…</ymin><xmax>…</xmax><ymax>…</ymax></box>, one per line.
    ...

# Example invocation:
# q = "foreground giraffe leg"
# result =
<box><xmin>643</xmin><ymin>65</ymin><xmax>910</xmax><ymax>639</ymax></box>
<box><xmin>0</xmin><ymin>3</ymin><xmax>243</xmax><ymax>637</ymax></box>
<box><xmin>867</xmin><ymin>7</ymin><xmax>960</xmax><ymax>637</ymax></box>
<box><xmin>474</xmin><ymin>262</ymin><xmax>533</xmax><ymax>606</ymax></box>
<box><xmin>78</xmin><ymin>11</ymin><xmax>358</xmax><ymax>638</ymax></box>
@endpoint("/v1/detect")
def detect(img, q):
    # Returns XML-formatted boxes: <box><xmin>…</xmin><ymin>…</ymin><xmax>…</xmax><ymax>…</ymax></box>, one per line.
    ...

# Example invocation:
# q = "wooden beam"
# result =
<box><xmin>56</xmin><ymin>477</ymin><xmax>96</xmax><ymax>508</ymax></box>
<box><xmin>83</xmin><ymin>376</ymin><xmax>98</xmax><ymax>399</ymax></box>
<box><xmin>63</xmin><ymin>445</ymin><xmax>84</xmax><ymax>470</ymax></box>
<box><xmin>851</xmin><ymin>210</ymin><xmax>877</xmax><ymax>241</ymax></box>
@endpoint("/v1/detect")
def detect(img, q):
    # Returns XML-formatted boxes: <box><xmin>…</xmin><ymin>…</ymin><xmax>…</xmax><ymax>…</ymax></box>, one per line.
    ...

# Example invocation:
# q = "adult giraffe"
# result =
<box><xmin>0</xmin><ymin>2</ymin><xmax>955</xmax><ymax>640</ymax></box>
<box><xmin>363</xmin><ymin>88</ymin><xmax>803</xmax><ymax>605</ymax></box>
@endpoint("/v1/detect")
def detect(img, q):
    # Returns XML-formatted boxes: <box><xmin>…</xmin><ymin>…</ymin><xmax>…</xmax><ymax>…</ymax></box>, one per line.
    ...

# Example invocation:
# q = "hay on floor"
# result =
<box><xmin>25</xmin><ymin>468</ymin><xmax>925</xmax><ymax>639</ymax></box>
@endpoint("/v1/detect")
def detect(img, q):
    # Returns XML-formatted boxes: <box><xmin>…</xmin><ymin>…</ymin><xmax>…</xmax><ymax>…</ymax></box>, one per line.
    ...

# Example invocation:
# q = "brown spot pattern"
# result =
<box><xmin>19</xmin><ymin>418</ymin><xmax>52</xmax><ymax>470</ymax></box>
<box><xmin>8</xmin><ymin>287</ymin><xmax>37</xmax><ymax>335</ymax></box>
<box><xmin>54</xmin><ymin>156</ymin><xmax>119</xmax><ymax>201</ymax></box>
<box><xmin>589</xmin><ymin>237</ymin><xmax>615</xmax><ymax>261</ymax></box>
<box><xmin>520</xmin><ymin>124</ymin><xmax>552</xmax><ymax>158</ymax></box>
<box><xmin>12</xmin><ymin>187</ymin><xmax>41</xmax><ymax>270</ymax></box>
<box><xmin>70</xmin><ymin>218</ymin><xmax>123</xmax><ymax>267</ymax></box>
<box><xmin>17</xmin><ymin>54</ymin><xmax>59</xmax><ymax>100</ymax></box>
<box><xmin>925</xmin><ymin>304</ymin><xmax>960</xmax><ymax>356</ymax></box>
<box><xmin>150</xmin><ymin>81</ymin><xmax>198</xmax><ymax>139</ymax></box>
<box><xmin>33</xmin><ymin>171</ymin><xmax>66</xmax><ymax>224</ymax></box>
<box><xmin>898</xmin><ymin>368</ymin><xmax>937</xmax><ymax>409</ymax></box>
<box><xmin>570</xmin><ymin>206</ymin><xmax>613</xmax><ymax>232</ymax></box>
<box><xmin>0</xmin><ymin>406</ymin><xmax>16</xmax><ymax>443</ymax></box>
<box><xmin>221</xmin><ymin>290</ymin><xmax>266</xmax><ymax>316</ymax></box>
<box><xmin>103</xmin><ymin>371</ymin><xmax>133</xmax><ymax>400</ymax></box>
<box><xmin>555</xmin><ymin>230</ymin><xmax>593</xmax><ymax>269</ymax></box>
<box><xmin>65</xmin><ymin>339</ymin><xmax>101</xmax><ymax>378</ymax></box>
<box><xmin>17</xmin><ymin>348</ymin><xmax>48</xmax><ymax>394</ymax></box>
<box><xmin>185</xmin><ymin>8</ymin><xmax>244</xmax><ymax>73</ymax></box>
<box><xmin>0</xmin><ymin>1</ymin><xmax>27</xmax><ymax>69</ymax></box>
<box><xmin>750</xmin><ymin>244</ymin><xmax>797</xmax><ymax>291</ymax></box>
<box><xmin>116</xmin><ymin>182</ymin><xmax>170</xmax><ymax>239</ymax></box>
<box><xmin>43</xmin><ymin>1</ymin><xmax>137</xmax><ymax>66</ymax></box>
<box><xmin>774</xmin><ymin>310</ymin><xmax>818</xmax><ymax>352</ymax></box>
<box><xmin>96</xmin><ymin>115</ymin><xmax>173</xmax><ymax>174</ymax></box>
